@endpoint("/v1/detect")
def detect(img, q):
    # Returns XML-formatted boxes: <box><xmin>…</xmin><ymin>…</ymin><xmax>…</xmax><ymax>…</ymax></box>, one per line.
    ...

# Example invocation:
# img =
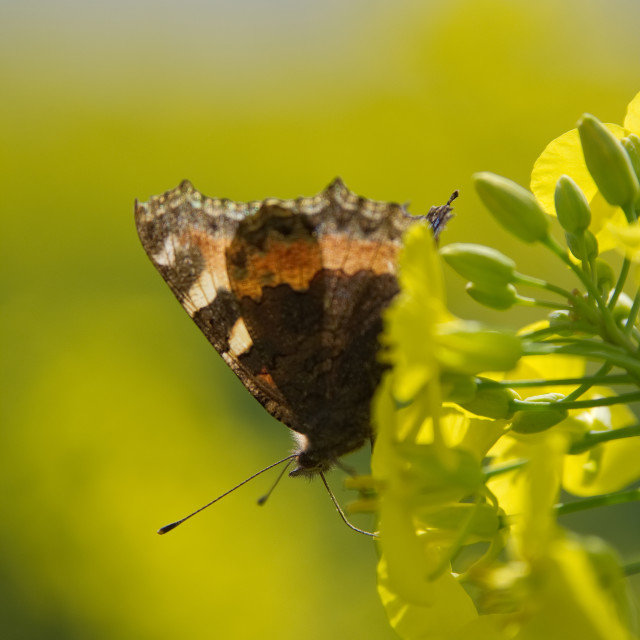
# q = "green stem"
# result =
<box><xmin>542</xmin><ymin>336</ymin><xmax>626</xmax><ymax>355</ymax></box>
<box><xmin>569</xmin><ymin>424</ymin><xmax>640</xmax><ymax>454</ymax></box>
<box><xmin>580</xmin><ymin>258</ymin><xmax>591</xmax><ymax>282</ymax></box>
<box><xmin>515</xmin><ymin>272</ymin><xmax>600</xmax><ymax>321</ymax></box>
<box><xmin>477</xmin><ymin>373</ymin><xmax>634</xmax><ymax>389</ymax></box>
<box><xmin>427</xmin><ymin>495</ymin><xmax>483</xmax><ymax>581</ymax></box>
<box><xmin>562</xmin><ymin>362</ymin><xmax>612</xmax><ymax>402</ymax></box>
<box><xmin>519</xmin><ymin>322</ymin><xmax>597</xmax><ymax>341</ymax></box>
<box><xmin>512</xmin><ymin>391</ymin><xmax>640</xmax><ymax>412</ymax></box>
<box><xmin>513</xmin><ymin>272</ymin><xmax>575</xmax><ymax>300</ymax></box>
<box><xmin>624</xmin><ymin>291</ymin><xmax>640</xmax><ymax>336</ymax></box>
<box><xmin>483</xmin><ymin>458</ymin><xmax>527</xmax><ymax>480</ymax></box>
<box><xmin>623</xmin><ymin>202</ymin><xmax>638</xmax><ymax>224</ymax></box>
<box><xmin>544</xmin><ymin>236</ymin><xmax>635</xmax><ymax>350</ymax></box>
<box><xmin>514</xmin><ymin>273</ymin><xmax>599</xmax><ymax>331</ymax></box>
<box><xmin>555</xmin><ymin>488</ymin><xmax>640</xmax><ymax>516</ymax></box>
<box><xmin>516</xmin><ymin>296</ymin><xmax>572</xmax><ymax>310</ymax></box>
<box><xmin>623</xmin><ymin>560</ymin><xmax>640</xmax><ymax>577</ymax></box>
<box><xmin>608</xmin><ymin>257</ymin><xmax>630</xmax><ymax>310</ymax></box>
<box><xmin>527</xmin><ymin>341</ymin><xmax>640</xmax><ymax>377</ymax></box>
<box><xmin>543</xmin><ymin>236</ymin><xmax>603</xmax><ymax>302</ymax></box>
<box><xmin>586</xmin><ymin>254</ymin><xmax>597</xmax><ymax>285</ymax></box>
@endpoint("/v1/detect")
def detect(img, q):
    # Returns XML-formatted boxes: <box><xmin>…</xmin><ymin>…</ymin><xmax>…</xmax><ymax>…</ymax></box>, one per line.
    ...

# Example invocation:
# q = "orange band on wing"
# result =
<box><xmin>228</xmin><ymin>235</ymin><xmax>400</xmax><ymax>301</ymax></box>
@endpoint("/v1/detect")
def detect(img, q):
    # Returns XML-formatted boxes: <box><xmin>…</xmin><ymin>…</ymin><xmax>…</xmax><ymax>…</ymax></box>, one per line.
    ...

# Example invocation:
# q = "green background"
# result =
<box><xmin>3</xmin><ymin>1</ymin><xmax>640</xmax><ymax>638</ymax></box>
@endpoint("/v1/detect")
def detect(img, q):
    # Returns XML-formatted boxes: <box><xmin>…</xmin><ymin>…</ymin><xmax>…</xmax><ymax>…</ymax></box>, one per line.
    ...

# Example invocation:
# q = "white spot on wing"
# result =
<box><xmin>228</xmin><ymin>318</ymin><xmax>253</xmax><ymax>356</ymax></box>
<box><xmin>185</xmin><ymin>269</ymin><xmax>218</xmax><ymax>316</ymax></box>
<box><xmin>152</xmin><ymin>234</ymin><xmax>178</xmax><ymax>267</ymax></box>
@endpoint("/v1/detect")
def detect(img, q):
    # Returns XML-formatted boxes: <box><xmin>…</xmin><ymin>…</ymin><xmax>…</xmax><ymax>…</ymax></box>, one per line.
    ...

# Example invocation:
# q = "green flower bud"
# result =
<box><xmin>459</xmin><ymin>387</ymin><xmax>519</xmax><ymax>420</ymax></box>
<box><xmin>594</xmin><ymin>259</ymin><xmax>615</xmax><ymax>294</ymax></box>
<box><xmin>554</xmin><ymin>175</ymin><xmax>591</xmax><ymax>233</ymax></box>
<box><xmin>473</xmin><ymin>172</ymin><xmax>551</xmax><ymax>243</ymax></box>
<box><xmin>466</xmin><ymin>282</ymin><xmax>518</xmax><ymax>310</ymax></box>
<box><xmin>622</xmin><ymin>134</ymin><xmax>640</xmax><ymax>186</ymax></box>
<box><xmin>510</xmin><ymin>393</ymin><xmax>568</xmax><ymax>434</ymax></box>
<box><xmin>566</xmin><ymin>229</ymin><xmax>598</xmax><ymax>261</ymax></box>
<box><xmin>437</xmin><ymin>322</ymin><xmax>523</xmax><ymax>374</ymax></box>
<box><xmin>577</xmin><ymin>114</ymin><xmax>640</xmax><ymax>207</ymax></box>
<box><xmin>440</xmin><ymin>243</ymin><xmax>516</xmax><ymax>288</ymax></box>
<box><xmin>441</xmin><ymin>373</ymin><xmax>477</xmax><ymax>403</ymax></box>
<box><xmin>548</xmin><ymin>309</ymin><xmax>573</xmax><ymax>336</ymax></box>
<box><xmin>611</xmin><ymin>292</ymin><xmax>633</xmax><ymax>327</ymax></box>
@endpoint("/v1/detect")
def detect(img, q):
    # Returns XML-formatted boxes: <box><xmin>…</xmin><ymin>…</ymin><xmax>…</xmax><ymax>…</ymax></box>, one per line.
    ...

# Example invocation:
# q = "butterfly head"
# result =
<box><xmin>287</xmin><ymin>433</ymin><xmax>333</xmax><ymax>477</ymax></box>
<box><xmin>288</xmin><ymin>451</ymin><xmax>332</xmax><ymax>478</ymax></box>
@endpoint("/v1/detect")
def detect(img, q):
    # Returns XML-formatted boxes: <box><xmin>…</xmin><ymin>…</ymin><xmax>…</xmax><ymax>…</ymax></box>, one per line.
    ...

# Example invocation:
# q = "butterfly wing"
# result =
<box><xmin>134</xmin><ymin>180</ymin><xmax>296</xmax><ymax>427</ymax></box>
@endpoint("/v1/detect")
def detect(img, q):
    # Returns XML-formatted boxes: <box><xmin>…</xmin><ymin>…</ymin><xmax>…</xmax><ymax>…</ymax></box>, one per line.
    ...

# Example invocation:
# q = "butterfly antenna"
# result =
<box><xmin>319</xmin><ymin>471</ymin><xmax>379</xmax><ymax>538</ymax></box>
<box><xmin>157</xmin><ymin>454</ymin><xmax>296</xmax><ymax>534</ymax></box>
<box><xmin>257</xmin><ymin>458</ymin><xmax>293</xmax><ymax>506</ymax></box>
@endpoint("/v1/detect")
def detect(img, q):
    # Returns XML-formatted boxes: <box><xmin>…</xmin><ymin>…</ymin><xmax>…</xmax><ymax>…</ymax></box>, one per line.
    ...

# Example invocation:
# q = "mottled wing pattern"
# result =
<box><xmin>134</xmin><ymin>180</ymin><xmax>296</xmax><ymax>426</ymax></box>
<box><xmin>223</xmin><ymin>179</ymin><xmax>429</xmax><ymax>460</ymax></box>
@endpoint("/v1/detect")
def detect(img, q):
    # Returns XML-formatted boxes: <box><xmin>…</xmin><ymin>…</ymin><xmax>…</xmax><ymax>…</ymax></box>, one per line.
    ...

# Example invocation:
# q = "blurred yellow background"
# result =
<box><xmin>3</xmin><ymin>1</ymin><xmax>640</xmax><ymax>637</ymax></box>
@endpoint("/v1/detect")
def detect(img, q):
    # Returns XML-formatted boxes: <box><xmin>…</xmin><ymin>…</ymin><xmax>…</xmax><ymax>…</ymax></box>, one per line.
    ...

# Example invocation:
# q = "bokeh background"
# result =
<box><xmin>3</xmin><ymin>0</ymin><xmax>640</xmax><ymax>638</ymax></box>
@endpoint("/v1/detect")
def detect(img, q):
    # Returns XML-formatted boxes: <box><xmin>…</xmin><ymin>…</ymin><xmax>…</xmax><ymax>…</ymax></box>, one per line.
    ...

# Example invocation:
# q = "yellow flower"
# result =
<box><xmin>382</xmin><ymin>223</ymin><xmax>450</xmax><ymax>403</ymax></box>
<box><xmin>483</xmin><ymin>344</ymin><xmax>640</xmax><ymax>499</ymax></box>
<box><xmin>562</xmin><ymin>397</ymin><xmax>639</xmax><ymax>496</ymax></box>
<box><xmin>607</xmin><ymin>222</ymin><xmax>640</xmax><ymax>285</ymax></box>
<box><xmin>372</xmin><ymin>376</ymin><xmax>484</xmax><ymax>638</ymax></box>
<box><xmin>466</xmin><ymin>534</ymin><xmax>631</xmax><ymax>640</ymax></box>
<box><xmin>479</xmin><ymin>435</ymin><xmax>631</xmax><ymax>640</ymax></box>
<box><xmin>383</xmin><ymin>224</ymin><xmax>521</xmax><ymax>405</ymax></box>
<box><xmin>373</xmin><ymin>222</ymin><xmax>636</xmax><ymax>639</ymax></box>
<box><xmin>372</xmin><ymin>225</ymin><xmax>514</xmax><ymax>638</ymax></box>
<box><xmin>530</xmin><ymin>90</ymin><xmax>640</xmax><ymax>250</ymax></box>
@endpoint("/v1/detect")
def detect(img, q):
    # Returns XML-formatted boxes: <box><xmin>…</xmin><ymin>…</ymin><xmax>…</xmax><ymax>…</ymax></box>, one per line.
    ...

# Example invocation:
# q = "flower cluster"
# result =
<box><xmin>362</xmin><ymin>92</ymin><xmax>640</xmax><ymax>639</ymax></box>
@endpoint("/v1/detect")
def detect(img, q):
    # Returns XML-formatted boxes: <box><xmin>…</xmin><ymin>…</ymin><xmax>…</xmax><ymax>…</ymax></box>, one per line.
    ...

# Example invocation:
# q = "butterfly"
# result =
<box><xmin>135</xmin><ymin>178</ymin><xmax>453</xmax><ymax>481</ymax></box>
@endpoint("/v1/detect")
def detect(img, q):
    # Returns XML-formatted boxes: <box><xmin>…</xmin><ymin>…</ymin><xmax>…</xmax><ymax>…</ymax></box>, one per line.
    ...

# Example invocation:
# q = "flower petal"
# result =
<box><xmin>623</xmin><ymin>90</ymin><xmax>640</xmax><ymax>134</ymax></box>
<box><xmin>530</xmin><ymin>125</ymin><xmax>626</xmax><ymax>223</ymax></box>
